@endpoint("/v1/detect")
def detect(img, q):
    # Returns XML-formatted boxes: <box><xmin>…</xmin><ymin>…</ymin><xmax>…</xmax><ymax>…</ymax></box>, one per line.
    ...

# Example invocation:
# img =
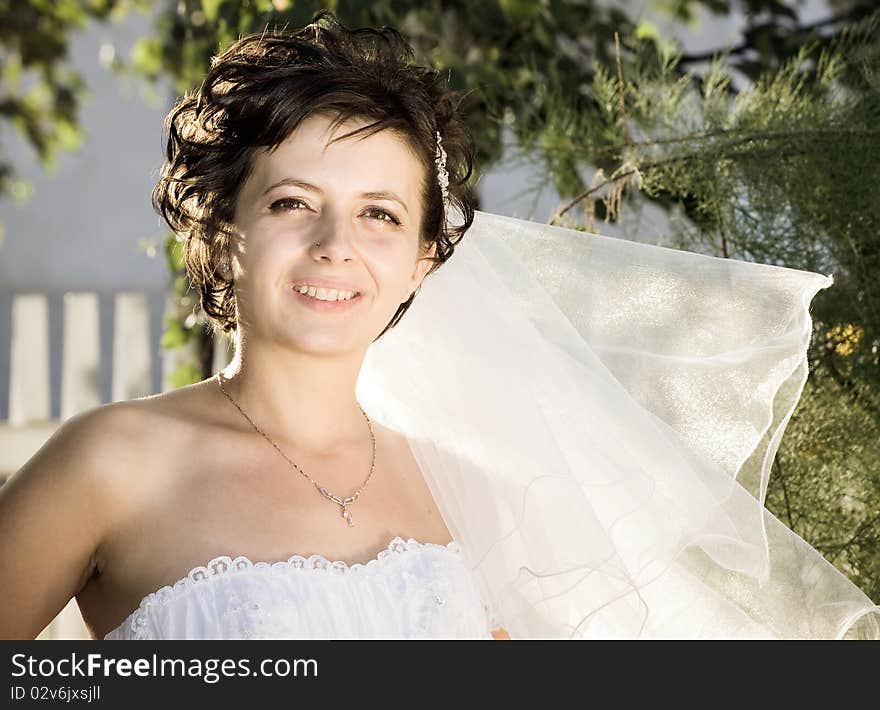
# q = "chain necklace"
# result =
<box><xmin>216</xmin><ymin>371</ymin><xmax>376</xmax><ymax>528</ymax></box>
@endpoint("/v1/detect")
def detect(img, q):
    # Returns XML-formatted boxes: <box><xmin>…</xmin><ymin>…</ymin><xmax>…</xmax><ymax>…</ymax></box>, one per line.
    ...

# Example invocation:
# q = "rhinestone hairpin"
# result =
<box><xmin>435</xmin><ymin>130</ymin><xmax>449</xmax><ymax>203</ymax></box>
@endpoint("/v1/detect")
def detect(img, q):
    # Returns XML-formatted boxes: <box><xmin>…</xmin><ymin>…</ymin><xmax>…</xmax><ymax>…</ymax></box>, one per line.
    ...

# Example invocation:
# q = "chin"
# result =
<box><xmin>281</xmin><ymin>329</ymin><xmax>364</xmax><ymax>356</ymax></box>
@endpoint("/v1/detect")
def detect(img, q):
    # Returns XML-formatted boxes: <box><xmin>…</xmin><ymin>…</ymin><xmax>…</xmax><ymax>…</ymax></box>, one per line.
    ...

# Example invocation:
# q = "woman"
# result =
<box><xmin>2</xmin><ymin>11</ymin><xmax>878</xmax><ymax>640</ymax></box>
<box><xmin>0</xmin><ymin>12</ymin><xmax>503</xmax><ymax>640</ymax></box>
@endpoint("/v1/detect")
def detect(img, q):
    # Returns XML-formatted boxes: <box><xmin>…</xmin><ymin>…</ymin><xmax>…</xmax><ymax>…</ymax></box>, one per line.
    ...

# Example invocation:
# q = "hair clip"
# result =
<box><xmin>435</xmin><ymin>130</ymin><xmax>449</xmax><ymax>203</ymax></box>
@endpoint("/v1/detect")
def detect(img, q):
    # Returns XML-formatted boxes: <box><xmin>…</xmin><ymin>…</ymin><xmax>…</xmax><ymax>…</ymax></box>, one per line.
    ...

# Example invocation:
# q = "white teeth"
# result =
<box><xmin>294</xmin><ymin>285</ymin><xmax>358</xmax><ymax>301</ymax></box>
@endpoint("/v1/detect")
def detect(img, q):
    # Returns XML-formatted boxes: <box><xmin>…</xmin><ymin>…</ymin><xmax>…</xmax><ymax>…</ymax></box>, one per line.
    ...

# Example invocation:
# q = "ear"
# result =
<box><xmin>403</xmin><ymin>241</ymin><xmax>437</xmax><ymax>303</ymax></box>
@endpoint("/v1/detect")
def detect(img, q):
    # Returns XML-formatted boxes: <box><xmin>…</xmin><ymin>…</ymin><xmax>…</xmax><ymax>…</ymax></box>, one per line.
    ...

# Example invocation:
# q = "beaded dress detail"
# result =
<box><xmin>103</xmin><ymin>536</ymin><xmax>499</xmax><ymax>640</ymax></box>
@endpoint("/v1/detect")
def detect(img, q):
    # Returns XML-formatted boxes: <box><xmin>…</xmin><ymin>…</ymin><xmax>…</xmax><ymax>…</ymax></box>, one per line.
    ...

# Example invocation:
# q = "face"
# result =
<box><xmin>229</xmin><ymin>112</ymin><xmax>436</xmax><ymax>355</ymax></box>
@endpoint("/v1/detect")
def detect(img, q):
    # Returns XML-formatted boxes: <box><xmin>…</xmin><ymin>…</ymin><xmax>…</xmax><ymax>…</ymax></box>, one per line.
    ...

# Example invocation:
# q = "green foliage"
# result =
<box><xmin>168</xmin><ymin>362</ymin><xmax>203</xmax><ymax>389</ymax></box>
<box><xmin>122</xmin><ymin>0</ymin><xmax>879</xmax><ymax>205</ymax></box>
<box><xmin>159</xmin><ymin>313</ymin><xmax>191</xmax><ymax>349</ymax></box>
<box><xmin>768</xmin><ymin>359</ymin><xmax>880</xmax><ymax>602</ymax></box>
<box><xmin>4</xmin><ymin>0</ymin><xmax>875</xmax><ymax>211</ymax></box>
<box><xmin>0</xmin><ymin>0</ymin><xmax>149</xmax><ymax>200</ymax></box>
<box><xmin>159</xmin><ymin>231</ymin><xmax>202</xmax><ymax>350</ymax></box>
<box><xmin>158</xmin><ymin>228</ymin><xmax>214</xmax><ymax>382</ymax></box>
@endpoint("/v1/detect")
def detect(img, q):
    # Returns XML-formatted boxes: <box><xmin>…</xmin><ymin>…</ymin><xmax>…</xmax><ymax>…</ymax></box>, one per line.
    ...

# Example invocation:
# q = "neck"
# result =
<box><xmin>217</xmin><ymin>335</ymin><xmax>372</xmax><ymax>455</ymax></box>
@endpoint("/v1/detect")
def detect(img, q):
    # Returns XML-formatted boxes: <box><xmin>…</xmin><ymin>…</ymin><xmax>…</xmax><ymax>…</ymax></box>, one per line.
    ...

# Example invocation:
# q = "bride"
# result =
<box><xmin>0</xmin><ymin>12</ymin><xmax>499</xmax><ymax>641</ymax></box>
<box><xmin>1</xmin><ymin>11</ymin><xmax>878</xmax><ymax>640</ymax></box>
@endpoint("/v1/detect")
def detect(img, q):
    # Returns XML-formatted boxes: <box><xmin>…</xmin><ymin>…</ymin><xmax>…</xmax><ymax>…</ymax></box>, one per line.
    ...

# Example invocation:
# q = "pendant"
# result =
<box><xmin>316</xmin><ymin>484</ymin><xmax>356</xmax><ymax>527</ymax></box>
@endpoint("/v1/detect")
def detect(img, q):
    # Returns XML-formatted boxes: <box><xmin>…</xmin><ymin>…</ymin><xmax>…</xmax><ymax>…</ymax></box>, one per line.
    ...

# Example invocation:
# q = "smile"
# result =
<box><xmin>292</xmin><ymin>284</ymin><xmax>360</xmax><ymax>301</ymax></box>
<box><xmin>289</xmin><ymin>285</ymin><xmax>364</xmax><ymax>311</ymax></box>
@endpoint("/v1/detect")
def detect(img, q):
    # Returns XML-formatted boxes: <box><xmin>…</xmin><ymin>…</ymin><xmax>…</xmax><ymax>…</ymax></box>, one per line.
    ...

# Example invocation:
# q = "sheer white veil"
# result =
<box><xmin>355</xmin><ymin>209</ymin><xmax>880</xmax><ymax>639</ymax></box>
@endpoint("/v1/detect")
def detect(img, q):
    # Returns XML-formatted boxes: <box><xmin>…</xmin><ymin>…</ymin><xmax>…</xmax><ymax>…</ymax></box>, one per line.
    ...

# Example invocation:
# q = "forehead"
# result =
<box><xmin>249</xmin><ymin>113</ymin><xmax>426</xmax><ymax>201</ymax></box>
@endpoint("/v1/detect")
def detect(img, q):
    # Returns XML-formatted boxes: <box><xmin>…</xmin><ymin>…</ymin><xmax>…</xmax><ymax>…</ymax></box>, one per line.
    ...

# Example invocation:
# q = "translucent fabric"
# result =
<box><xmin>356</xmin><ymin>210</ymin><xmax>880</xmax><ymax>640</ymax></box>
<box><xmin>103</xmin><ymin>536</ymin><xmax>495</xmax><ymax>640</ymax></box>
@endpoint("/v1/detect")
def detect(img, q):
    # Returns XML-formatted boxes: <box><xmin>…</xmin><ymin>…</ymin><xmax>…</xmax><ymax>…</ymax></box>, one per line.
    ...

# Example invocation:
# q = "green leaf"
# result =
<box><xmin>169</xmin><ymin>363</ymin><xmax>203</xmax><ymax>389</ymax></box>
<box><xmin>173</xmin><ymin>274</ymin><xmax>189</xmax><ymax>298</ymax></box>
<box><xmin>202</xmin><ymin>0</ymin><xmax>224</xmax><ymax>24</ymax></box>
<box><xmin>130</xmin><ymin>37</ymin><xmax>163</xmax><ymax>76</ymax></box>
<box><xmin>9</xmin><ymin>179</ymin><xmax>34</xmax><ymax>203</ymax></box>
<box><xmin>165</xmin><ymin>234</ymin><xmax>186</xmax><ymax>273</ymax></box>
<box><xmin>634</xmin><ymin>20</ymin><xmax>658</xmax><ymax>40</ymax></box>
<box><xmin>54</xmin><ymin>118</ymin><xmax>83</xmax><ymax>152</ymax></box>
<box><xmin>497</xmin><ymin>0</ymin><xmax>540</xmax><ymax>24</ymax></box>
<box><xmin>161</xmin><ymin>316</ymin><xmax>192</xmax><ymax>349</ymax></box>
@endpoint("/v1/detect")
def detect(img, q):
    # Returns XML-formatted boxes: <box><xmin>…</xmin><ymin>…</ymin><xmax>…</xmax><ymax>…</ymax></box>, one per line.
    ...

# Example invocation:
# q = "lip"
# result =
<box><xmin>289</xmin><ymin>284</ymin><xmax>364</xmax><ymax>312</ymax></box>
<box><xmin>290</xmin><ymin>277</ymin><xmax>363</xmax><ymax>293</ymax></box>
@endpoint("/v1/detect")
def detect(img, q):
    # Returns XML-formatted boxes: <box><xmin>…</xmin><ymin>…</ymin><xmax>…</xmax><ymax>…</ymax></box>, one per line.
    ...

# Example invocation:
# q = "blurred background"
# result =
<box><xmin>1</xmin><ymin>0</ymin><xmax>877</xmax><ymax>639</ymax></box>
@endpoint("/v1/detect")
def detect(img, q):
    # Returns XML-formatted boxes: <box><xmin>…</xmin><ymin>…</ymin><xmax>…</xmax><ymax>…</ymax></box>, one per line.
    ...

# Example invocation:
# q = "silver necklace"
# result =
<box><xmin>216</xmin><ymin>371</ymin><xmax>376</xmax><ymax>528</ymax></box>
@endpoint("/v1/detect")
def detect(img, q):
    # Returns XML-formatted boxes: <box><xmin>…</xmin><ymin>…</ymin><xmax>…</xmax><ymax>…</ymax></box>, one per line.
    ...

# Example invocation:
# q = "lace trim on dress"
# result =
<box><xmin>122</xmin><ymin>535</ymin><xmax>460</xmax><ymax>640</ymax></box>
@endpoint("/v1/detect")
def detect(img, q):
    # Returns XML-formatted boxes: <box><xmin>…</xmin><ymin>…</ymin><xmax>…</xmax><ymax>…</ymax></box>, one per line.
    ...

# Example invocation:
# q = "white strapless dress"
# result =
<box><xmin>103</xmin><ymin>536</ymin><xmax>497</xmax><ymax>640</ymax></box>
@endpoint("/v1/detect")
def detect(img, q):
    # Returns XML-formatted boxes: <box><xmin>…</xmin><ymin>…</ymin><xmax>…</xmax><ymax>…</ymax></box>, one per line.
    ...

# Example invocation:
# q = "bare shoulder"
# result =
<box><xmin>23</xmin><ymin>400</ymin><xmax>154</xmax><ymax>491</ymax></box>
<box><xmin>30</xmin><ymin>380</ymin><xmax>218</xmax><ymax>510</ymax></box>
<box><xmin>0</xmin><ymin>384</ymin><xmax>211</xmax><ymax>639</ymax></box>
<box><xmin>52</xmin><ymin>387</ymin><xmax>201</xmax><ymax>473</ymax></box>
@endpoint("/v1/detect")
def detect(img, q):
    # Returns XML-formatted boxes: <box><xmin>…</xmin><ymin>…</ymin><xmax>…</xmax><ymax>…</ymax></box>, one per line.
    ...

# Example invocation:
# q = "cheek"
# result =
<box><xmin>234</xmin><ymin>226</ymin><xmax>297</xmax><ymax>274</ymax></box>
<box><xmin>367</xmin><ymin>244</ymin><xmax>419</xmax><ymax>298</ymax></box>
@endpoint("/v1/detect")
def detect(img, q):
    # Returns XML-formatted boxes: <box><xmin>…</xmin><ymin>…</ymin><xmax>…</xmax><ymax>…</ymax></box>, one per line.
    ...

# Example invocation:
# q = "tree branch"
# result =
<box><xmin>581</xmin><ymin>126</ymin><xmax>880</xmax><ymax>159</ymax></box>
<box><xmin>825</xmin><ymin>512</ymin><xmax>880</xmax><ymax>564</ymax></box>
<box><xmin>773</xmin><ymin>452</ymin><xmax>797</xmax><ymax>531</ymax></box>
<box><xmin>547</xmin><ymin>126</ymin><xmax>880</xmax><ymax>225</ymax></box>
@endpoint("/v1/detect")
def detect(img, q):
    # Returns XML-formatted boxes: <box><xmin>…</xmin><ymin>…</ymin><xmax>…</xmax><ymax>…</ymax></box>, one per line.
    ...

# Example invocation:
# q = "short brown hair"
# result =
<box><xmin>152</xmin><ymin>10</ymin><xmax>477</xmax><ymax>340</ymax></box>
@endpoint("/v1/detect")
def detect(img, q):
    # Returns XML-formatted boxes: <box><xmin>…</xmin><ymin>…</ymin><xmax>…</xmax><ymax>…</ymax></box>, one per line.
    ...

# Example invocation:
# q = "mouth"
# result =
<box><xmin>289</xmin><ymin>285</ymin><xmax>364</xmax><ymax>312</ymax></box>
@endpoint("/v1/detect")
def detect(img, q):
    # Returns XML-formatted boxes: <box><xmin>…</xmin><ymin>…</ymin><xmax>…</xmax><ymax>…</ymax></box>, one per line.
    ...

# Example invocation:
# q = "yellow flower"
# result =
<box><xmin>827</xmin><ymin>323</ymin><xmax>864</xmax><ymax>357</ymax></box>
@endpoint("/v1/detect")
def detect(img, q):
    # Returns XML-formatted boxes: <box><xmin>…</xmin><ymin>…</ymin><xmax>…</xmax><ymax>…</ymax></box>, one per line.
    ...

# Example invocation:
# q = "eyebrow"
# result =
<box><xmin>262</xmin><ymin>178</ymin><xmax>409</xmax><ymax>214</ymax></box>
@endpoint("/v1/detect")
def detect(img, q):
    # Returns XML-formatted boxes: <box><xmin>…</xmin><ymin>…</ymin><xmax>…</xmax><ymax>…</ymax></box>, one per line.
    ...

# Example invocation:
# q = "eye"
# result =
<box><xmin>364</xmin><ymin>207</ymin><xmax>402</xmax><ymax>225</ymax></box>
<box><xmin>269</xmin><ymin>197</ymin><xmax>308</xmax><ymax>213</ymax></box>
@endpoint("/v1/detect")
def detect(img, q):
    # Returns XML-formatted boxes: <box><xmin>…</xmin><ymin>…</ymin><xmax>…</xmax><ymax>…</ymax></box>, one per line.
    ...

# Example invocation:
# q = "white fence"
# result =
<box><xmin>0</xmin><ymin>289</ymin><xmax>231</xmax><ymax>639</ymax></box>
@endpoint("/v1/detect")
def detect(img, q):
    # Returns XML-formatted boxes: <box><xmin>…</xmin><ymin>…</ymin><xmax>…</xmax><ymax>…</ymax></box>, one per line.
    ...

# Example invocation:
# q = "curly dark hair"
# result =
<box><xmin>152</xmin><ymin>10</ymin><xmax>477</xmax><ymax>341</ymax></box>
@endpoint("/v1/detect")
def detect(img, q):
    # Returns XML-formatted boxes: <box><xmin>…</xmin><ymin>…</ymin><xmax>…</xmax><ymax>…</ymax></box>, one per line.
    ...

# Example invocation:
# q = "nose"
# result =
<box><xmin>309</xmin><ymin>211</ymin><xmax>356</xmax><ymax>263</ymax></box>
